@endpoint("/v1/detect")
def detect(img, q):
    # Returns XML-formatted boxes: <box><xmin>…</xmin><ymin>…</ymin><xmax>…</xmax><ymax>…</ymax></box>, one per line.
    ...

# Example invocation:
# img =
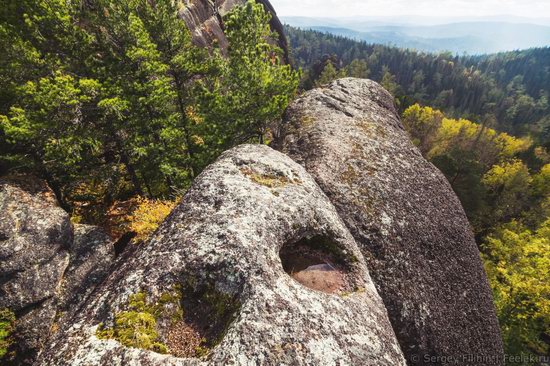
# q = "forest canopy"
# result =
<box><xmin>286</xmin><ymin>25</ymin><xmax>550</xmax><ymax>147</ymax></box>
<box><xmin>0</xmin><ymin>0</ymin><xmax>299</xmax><ymax>217</ymax></box>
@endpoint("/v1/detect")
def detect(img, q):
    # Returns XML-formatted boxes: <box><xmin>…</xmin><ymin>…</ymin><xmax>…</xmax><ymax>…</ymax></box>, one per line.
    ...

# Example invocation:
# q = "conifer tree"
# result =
<box><xmin>196</xmin><ymin>0</ymin><xmax>300</xmax><ymax>152</ymax></box>
<box><xmin>345</xmin><ymin>59</ymin><xmax>370</xmax><ymax>79</ymax></box>
<box><xmin>0</xmin><ymin>0</ymin><xmax>299</xmax><ymax>208</ymax></box>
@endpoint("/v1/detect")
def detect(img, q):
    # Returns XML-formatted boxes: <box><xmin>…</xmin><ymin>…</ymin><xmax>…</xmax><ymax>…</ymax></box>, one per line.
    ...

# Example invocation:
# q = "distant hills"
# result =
<box><xmin>281</xmin><ymin>16</ymin><xmax>550</xmax><ymax>54</ymax></box>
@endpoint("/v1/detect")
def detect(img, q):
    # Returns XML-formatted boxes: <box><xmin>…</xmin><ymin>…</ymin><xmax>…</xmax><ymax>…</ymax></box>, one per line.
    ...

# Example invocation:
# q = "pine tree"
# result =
<box><xmin>196</xmin><ymin>0</ymin><xmax>300</xmax><ymax>151</ymax></box>
<box><xmin>0</xmin><ymin>0</ymin><xmax>299</xmax><ymax>208</ymax></box>
<box><xmin>380</xmin><ymin>65</ymin><xmax>399</xmax><ymax>96</ymax></box>
<box><xmin>314</xmin><ymin>60</ymin><xmax>345</xmax><ymax>87</ymax></box>
<box><xmin>345</xmin><ymin>59</ymin><xmax>370</xmax><ymax>79</ymax></box>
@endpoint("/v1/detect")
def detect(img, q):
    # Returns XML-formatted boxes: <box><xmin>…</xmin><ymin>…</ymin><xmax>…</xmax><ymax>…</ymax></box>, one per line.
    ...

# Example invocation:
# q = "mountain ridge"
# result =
<box><xmin>283</xmin><ymin>17</ymin><xmax>550</xmax><ymax>54</ymax></box>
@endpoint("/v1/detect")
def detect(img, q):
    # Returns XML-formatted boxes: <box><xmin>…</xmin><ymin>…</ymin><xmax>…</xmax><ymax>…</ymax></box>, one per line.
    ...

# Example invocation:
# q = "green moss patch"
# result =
<box><xmin>0</xmin><ymin>308</ymin><xmax>16</xmax><ymax>359</ymax></box>
<box><xmin>180</xmin><ymin>281</ymin><xmax>241</xmax><ymax>350</ymax></box>
<box><xmin>96</xmin><ymin>291</ymin><xmax>179</xmax><ymax>354</ymax></box>
<box><xmin>97</xmin><ymin>283</ymin><xmax>240</xmax><ymax>359</ymax></box>
<box><xmin>240</xmin><ymin>167</ymin><xmax>302</xmax><ymax>189</ymax></box>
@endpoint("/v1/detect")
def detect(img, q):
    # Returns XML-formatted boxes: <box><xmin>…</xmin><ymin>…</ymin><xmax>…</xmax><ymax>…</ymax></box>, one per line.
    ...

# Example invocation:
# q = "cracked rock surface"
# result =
<box><xmin>276</xmin><ymin>78</ymin><xmax>505</xmax><ymax>365</ymax></box>
<box><xmin>37</xmin><ymin>144</ymin><xmax>405</xmax><ymax>366</ymax></box>
<box><xmin>0</xmin><ymin>177</ymin><xmax>115</xmax><ymax>365</ymax></box>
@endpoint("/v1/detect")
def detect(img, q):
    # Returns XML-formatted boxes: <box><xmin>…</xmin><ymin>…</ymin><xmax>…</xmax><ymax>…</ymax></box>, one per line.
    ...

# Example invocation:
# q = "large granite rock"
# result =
<box><xmin>179</xmin><ymin>0</ymin><xmax>289</xmax><ymax>62</ymax></box>
<box><xmin>37</xmin><ymin>145</ymin><xmax>405</xmax><ymax>365</ymax></box>
<box><xmin>57</xmin><ymin>224</ymin><xmax>116</xmax><ymax>322</ymax></box>
<box><xmin>0</xmin><ymin>178</ymin><xmax>72</xmax><ymax>365</ymax></box>
<box><xmin>276</xmin><ymin>78</ymin><xmax>505</xmax><ymax>365</ymax></box>
<box><xmin>0</xmin><ymin>177</ymin><xmax>115</xmax><ymax>365</ymax></box>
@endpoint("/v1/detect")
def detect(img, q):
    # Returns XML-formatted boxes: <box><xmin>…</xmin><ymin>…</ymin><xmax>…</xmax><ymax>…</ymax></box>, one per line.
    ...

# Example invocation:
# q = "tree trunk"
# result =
<box><xmin>114</xmin><ymin>138</ymin><xmax>144</xmax><ymax>197</ymax></box>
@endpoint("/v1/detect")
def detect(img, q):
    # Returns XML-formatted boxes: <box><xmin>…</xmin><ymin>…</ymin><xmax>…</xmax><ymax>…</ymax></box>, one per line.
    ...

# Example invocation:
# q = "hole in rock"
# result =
<box><xmin>279</xmin><ymin>235</ymin><xmax>357</xmax><ymax>294</ymax></box>
<box><xmin>166</xmin><ymin>282</ymin><xmax>241</xmax><ymax>358</ymax></box>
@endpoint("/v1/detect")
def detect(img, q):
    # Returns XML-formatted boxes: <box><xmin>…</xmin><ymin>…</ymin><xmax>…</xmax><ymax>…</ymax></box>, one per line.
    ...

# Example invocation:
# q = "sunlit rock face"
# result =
<box><xmin>276</xmin><ymin>78</ymin><xmax>505</xmax><ymax>365</ymax></box>
<box><xmin>37</xmin><ymin>145</ymin><xmax>405</xmax><ymax>366</ymax></box>
<box><xmin>178</xmin><ymin>0</ymin><xmax>288</xmax><ymax>61</ymax></box>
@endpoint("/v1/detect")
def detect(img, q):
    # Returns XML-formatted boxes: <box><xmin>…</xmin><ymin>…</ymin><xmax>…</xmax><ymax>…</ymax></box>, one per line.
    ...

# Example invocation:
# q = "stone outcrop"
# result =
<box><xmin>37</xmin><ymin>145</ymin><xmax>406</xmax><ymax>366</ymax></box>
<box><xmin>57</xmin><ymin>225</ymin><xmax>116</xmax><ymax>321</ymax></box>
<box><xmin>276</xmin><ymin>78</ymin><xmax>505</xmax><ymax>365</ymax></box>
<box><xmin>0</xmin><ymin>79</ymin><xmax>508</xmax><ymax>366</ymax></box>
<box><xmin>179</xmin><ymin>0</ymin><xmax>289</xmax><ymax>62</ymax></box>
<box><xmin>0</xmin><ymin>177</ymin><xmax>115</xmax><ymax>365</ymax></box>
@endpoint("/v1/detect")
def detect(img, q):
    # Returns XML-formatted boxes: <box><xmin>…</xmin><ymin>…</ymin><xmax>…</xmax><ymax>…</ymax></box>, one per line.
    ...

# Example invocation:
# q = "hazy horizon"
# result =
<box><xmin>270</xmin><ymin>0</ymin><xmax>550</xmax><ymax>20</ymax></box>
<box><xmin>281</xmin><ymin>14</ymin><xmax>550</xmax><ymax>54</ymax></box>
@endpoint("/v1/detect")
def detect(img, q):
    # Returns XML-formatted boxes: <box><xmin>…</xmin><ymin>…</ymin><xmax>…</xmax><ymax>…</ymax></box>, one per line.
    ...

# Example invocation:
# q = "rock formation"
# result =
<box><xmin>276</xmin><ymin>78</ymin><xmax>505</xmax><ymax>364</ymax></box>
<box><xmin>179</xmin><ymin>0</ymin><xmax>289</xmax><ymax>62</ymax></box>
<box><xmin>57</xmin><ymin>225</ymin><xmax>116</xmax><ymax>321</ymax></box>
<box><xmin>1</xmin><ymin>78</ymin><xmax>509</xmax><ymax>365</ymax></box>
<box><xmin>37</xmin><ymin>145</ymin><xmax>406</xmax><ymax>365</ymax></box>
<box><xmin>0</xmin><ymin>177</ymin><xmax>115</xmax><ymax>365</ymax></box>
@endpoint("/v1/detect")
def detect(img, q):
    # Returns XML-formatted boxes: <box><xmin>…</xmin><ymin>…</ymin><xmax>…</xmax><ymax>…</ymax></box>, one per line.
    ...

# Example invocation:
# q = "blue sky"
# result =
<box><xmin>269</xmin><ymin>0</ymin><xmax>550</xmax><ymax>18</ymax></box>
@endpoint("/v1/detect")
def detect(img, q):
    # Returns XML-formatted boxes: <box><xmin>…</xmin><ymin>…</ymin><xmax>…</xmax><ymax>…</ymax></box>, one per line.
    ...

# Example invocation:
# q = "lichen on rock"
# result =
<box><xmin>37</xmin><ymin>144</ymin><xmax>405</xmax><ymax>365</ymax></box>
<box><xmin>277</xmin><ymin>77</ymin><xmax>505</xmax><ymax>365</ymax></box>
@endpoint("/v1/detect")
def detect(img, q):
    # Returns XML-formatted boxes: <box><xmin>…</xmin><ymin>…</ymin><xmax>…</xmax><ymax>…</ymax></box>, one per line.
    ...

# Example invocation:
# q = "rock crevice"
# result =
<box><xmin>0</xmin><ymin>177</ymin><xmax>115</xmax><ymax>365</ymax></box>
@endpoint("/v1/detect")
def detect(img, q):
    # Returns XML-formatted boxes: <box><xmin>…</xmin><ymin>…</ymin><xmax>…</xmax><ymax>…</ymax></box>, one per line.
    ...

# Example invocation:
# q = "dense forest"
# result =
<box><xmin>285</xmin><ymin>25</ymin><xmax>549</xmax><ymax>361</ymax></box>
<box><xmin>286</xmin><ymin>26</ymin><xmax>550</xmax><ymax>145</ymax></box>
<box><xmin>0</xmin><ymin>0</ymin><xmax>299</xmax><ymax>223</ymax></box>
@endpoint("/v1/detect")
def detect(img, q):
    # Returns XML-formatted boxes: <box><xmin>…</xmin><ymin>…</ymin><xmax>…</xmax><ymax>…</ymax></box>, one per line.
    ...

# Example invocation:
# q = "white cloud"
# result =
<box><xmin>269</xmin><ymin>0</ymin><xmax>550</xmax><ymax>18</ymax></box>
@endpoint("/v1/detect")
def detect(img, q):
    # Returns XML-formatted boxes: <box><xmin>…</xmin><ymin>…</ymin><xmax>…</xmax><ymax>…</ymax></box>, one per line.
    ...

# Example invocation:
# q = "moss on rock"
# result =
<box><xmin>96</xmin><ymin>288</ymin><xmax>184</xmax><ymax>354</ymax></box>
<box><xmin>95</xmin><ymin>284</ymin><xmax>240</xmax><ymax>359</ymax></box>
<box><xmin>0</xmin><ymin>308</ymin><xmax>16</xmax><ymax>359</ymax></box>
<box><xmin>180</xmin><ymin>279</ymin><xmax>242</xmax><ymax>351</ymax></box>
<box><xmin>240</xmin><ymin>167</ymin><xmax>301</xmax><ymax>189</ymax></box>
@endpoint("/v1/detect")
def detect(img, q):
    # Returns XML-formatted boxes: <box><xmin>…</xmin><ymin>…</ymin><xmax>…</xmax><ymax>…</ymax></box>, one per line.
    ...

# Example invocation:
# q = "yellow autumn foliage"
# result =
<box><xmin>483</xmin><ymin>219</ymin><xmax>550</xmax><ymax>355</ymax></box>
<box><xmin>128</xmin><ymin>198</ymin><xmax>177</xmax><ymax>242</ymax></box>
<box><xmin>429</xmin><ymin>117</ymin><xmax>532</xmax><ymax>163</ymax></box>
<box><xmin>403</xmin><ymin>104</ymin><xmax>532</xmax><ymax>168</ymax></box>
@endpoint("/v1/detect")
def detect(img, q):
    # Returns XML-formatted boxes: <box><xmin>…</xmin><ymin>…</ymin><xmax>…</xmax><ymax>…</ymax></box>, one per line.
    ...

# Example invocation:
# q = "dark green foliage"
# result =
<box><xmin>0</xmin><ymin>0</ymin><xmax>203</xmax><ymax>207</ymax></box>
<box><xmin>0</xmin><ymin>0</ymin><xmax>298</xmax><ymax>216</ymax></box>
<box><xmin>285</xmin><ymin>26</ymin><xmax>550</xmax><ymax>140</ymax></box>
<box><xmin>431</xmin><ymin>149</ymin><xmax>487</xmax><ymax>221</ymax></box>
<box><xmin>195</xmin><ymin>1</ymin><xmax>300</xmax><ymax>152</ymax></box>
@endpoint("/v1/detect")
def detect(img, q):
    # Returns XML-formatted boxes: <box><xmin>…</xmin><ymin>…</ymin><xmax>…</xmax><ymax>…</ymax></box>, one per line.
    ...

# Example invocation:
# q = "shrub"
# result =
<box><xmin>128</xmin><ymin>198</ymin><xmax>177</xmax><ymax>242</ymax></box>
